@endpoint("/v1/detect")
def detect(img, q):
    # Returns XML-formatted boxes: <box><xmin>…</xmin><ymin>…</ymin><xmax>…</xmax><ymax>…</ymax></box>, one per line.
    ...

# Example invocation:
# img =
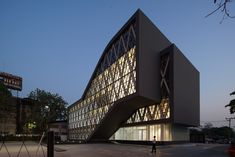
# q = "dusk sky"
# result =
<box><xmin>1</xmin><ymin>1</ymin><xmax>235</xmax><ymax>127</ymax></box>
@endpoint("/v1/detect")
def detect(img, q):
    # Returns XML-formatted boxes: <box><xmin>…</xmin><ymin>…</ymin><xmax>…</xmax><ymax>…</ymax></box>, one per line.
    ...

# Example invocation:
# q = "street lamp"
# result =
<box><xmin>44</xmin><ymin>105</ymin><xmax>50</xmax><ymax>131</ymax></box>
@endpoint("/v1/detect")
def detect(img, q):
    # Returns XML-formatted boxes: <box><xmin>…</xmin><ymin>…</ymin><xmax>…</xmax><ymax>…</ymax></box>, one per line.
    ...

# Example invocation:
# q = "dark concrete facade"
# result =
<box><xmin>137</xmin><ymin>10</ymin><xmax>171</xmax><ymax>102</ymax></box>
<box><xmin>159</xmin><ymin>44</ymin><xmax>200</xmax><ymax>127</ymax></box>
<box><xmin>172</xmin><ymin>46</ymin><xmax>200</xmax><ymax>126</ymax></box>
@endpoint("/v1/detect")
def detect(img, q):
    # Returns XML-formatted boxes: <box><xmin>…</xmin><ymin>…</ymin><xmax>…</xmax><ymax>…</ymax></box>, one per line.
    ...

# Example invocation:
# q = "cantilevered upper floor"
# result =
<box><xmin>68</xmin><ymin>9</ymin><xmax>199</xmax><ymax>142</ymax></box>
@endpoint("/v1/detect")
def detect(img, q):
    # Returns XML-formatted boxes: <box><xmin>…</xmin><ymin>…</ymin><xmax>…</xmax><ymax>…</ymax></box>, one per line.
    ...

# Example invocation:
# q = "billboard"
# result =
<box><xmin>0</xmin><ymin>72</ymin><xmax>22</xmax><ymax>91</ymax></box>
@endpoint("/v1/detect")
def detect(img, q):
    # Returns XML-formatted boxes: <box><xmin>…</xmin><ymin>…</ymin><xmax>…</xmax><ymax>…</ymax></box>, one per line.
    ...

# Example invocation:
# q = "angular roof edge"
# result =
<box><xmin>69</xmin><ymin>9</ymin><xmax>144</xmax><ymax>107</ymax></box>
<box><xmin>81</xmin><ymin>9</ymin><xmax>142</xmax><ymax>99</ymax></box>
<box><xmin>173</xmin><ymin>44</ymin><xmax>199</xmax><ymax>74</ymax></box>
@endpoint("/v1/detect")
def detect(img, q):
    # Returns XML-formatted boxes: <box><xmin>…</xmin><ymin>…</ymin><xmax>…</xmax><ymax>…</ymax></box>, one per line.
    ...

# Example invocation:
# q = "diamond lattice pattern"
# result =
<box><xmin>69</xmin><ymin>24</ymin><xmax>137</xmax><ymax>140</ymax></box>
<box><xmin>126</xmin><ymin>98</ymin><xmax>170</xmax><ymax>124</ymax></box>
<box><xmin>125</xmin><ymin>52</ymin><xmax>171</xmax><ymax>125</ymax></box>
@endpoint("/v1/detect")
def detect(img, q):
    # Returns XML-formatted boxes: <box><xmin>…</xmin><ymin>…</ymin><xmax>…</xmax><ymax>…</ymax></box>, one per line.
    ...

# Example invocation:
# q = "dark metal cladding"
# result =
<box><xmin>68</xmin><ymin>9</ymin><xmax>200</xmax><ymax>142</ymax></box>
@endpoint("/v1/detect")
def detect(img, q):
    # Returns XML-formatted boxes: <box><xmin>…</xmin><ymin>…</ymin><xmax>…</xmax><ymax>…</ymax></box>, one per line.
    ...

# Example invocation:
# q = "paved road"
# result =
<box><xmin>158</xmin><ymin>144</ymin><xmax>229</xmax><ymax>157</ymax></box>
<box><xmin>54</xmin><ymin>143</ymin><xmax>230</xmax><ymax>157</ymax></box>
<box><xmin>0</xmin><ymin>142</ymin><xmax>230</xmax><ymax>157</ymax></box>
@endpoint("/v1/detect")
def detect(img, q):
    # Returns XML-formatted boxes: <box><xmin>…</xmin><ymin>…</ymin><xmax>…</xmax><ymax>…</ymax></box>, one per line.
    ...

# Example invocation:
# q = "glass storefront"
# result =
<box><xmin>113</xmin><ymin>124</ymin><xmax>189</xmax><ymax>141</ymax></box>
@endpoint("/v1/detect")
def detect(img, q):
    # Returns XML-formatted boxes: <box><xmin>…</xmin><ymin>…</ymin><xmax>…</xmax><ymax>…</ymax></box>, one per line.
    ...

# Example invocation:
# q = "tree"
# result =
<box><xmin>190</xmin><ymin>125</ymin><xmax>235</xmax><ymax>143</ymax></box>
<box><xmin>225</xmin><ymin>91</ymin><xmax>235</xmax><ymax>114</ymax></box>
<box><xmin>27</xmin><ymin>88</ymin><xmax>68</xmax><ymax>133</ymax></box>
<box><xmin>202</xmin><ymin>126</ymin><xmax>234</xmax><ymax>140</ymax></box>
<box><xmin>204</xmin><ymin>122</ymin><xmax>213</xmax><ymax>129</ymax></box>
<box><xmin>206</xmin><ymin>0</ymin><xmax>235</xmax><ymax>23</ymax></box>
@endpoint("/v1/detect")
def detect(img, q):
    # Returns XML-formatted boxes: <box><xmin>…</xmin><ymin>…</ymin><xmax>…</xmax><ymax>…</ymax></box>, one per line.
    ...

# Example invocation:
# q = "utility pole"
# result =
<box><xmin>226</xmin><ymin>117</ymin><xmax>235</xmax><ymax>143</ymax></box>
<box><xmin>226</xmin><ymin>117</ymin><xmax>235</xmax><ymax>128</ymax></box>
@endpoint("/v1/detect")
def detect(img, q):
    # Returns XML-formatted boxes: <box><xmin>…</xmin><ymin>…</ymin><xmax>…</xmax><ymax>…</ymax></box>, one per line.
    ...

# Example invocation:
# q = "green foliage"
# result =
<box><xmin>204</xmin><ymin>122</ymin><xmax>213</xmax><ymax>129</ymax></box>
<box><xmin>23</xmin><ymin>121</ymin><xmax>37</xmax><ymax>134</ymax></box>
<box><xmin>202</xmin><ymin>126</ymin><xmax>234</xmax><ymax>140</ymax></box>
<box><xmin>225</xmin><ymin>90</ymin><xmax>235</xmax><ymax>114</ymax></box>
<box><xmin>231</xmin><ymin>91</ymin><xmax>235</xmax><ymax>96</ymax></box>
<box><xmin>191</xmin><ymin>124</ymin><xmax>235</xmax><ymax>142</ymax></box>
<box><xmin>0</xmin><ymin>82</ymin><xmax>12</xmax><ymax>97</ymax></box>
<box><xmin>27</xmin><ymin>88</ymin><xmax>68</xmax><ymax>133</ymax></box>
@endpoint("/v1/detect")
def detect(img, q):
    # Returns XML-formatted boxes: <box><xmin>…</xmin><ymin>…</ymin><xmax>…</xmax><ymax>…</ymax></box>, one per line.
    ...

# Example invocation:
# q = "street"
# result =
<box><xmin>0</xmin><ymin>142</ymin><xmax>230</xmax><ymax>157</ymax></box>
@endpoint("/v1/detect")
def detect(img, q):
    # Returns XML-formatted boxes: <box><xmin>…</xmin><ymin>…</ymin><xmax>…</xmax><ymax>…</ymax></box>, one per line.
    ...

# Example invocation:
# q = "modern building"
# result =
<box><xmin>68</xmin><ymin>9</ymin><xmax>199</xmax><ymax>142</ymax></box>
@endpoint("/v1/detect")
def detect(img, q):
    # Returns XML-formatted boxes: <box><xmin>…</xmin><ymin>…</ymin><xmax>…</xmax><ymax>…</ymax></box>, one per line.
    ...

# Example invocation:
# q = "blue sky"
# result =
<box><xmin>1</xmin><ymin>1</ymin><xmax>235</xmax><ymax>126</ymax></box>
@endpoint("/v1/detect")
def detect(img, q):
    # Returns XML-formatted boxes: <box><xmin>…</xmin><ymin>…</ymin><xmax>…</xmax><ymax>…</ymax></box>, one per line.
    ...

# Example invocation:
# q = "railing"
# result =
<box><xmin>0</xmin><ymin>132</ymin><xmax>54</xmax><ymax>157</ymax></box>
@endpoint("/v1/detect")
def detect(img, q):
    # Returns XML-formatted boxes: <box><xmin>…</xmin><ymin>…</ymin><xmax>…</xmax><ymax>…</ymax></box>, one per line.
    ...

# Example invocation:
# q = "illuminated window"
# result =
<box><xmin>69</xmin><ymin>23</ymin><xmax>136</xmax><ymax>140</ymax></box>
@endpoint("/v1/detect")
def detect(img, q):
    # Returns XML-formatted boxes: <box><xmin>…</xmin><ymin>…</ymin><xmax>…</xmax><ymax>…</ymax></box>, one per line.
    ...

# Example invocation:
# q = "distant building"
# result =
<box><xmin>0</xmin><ymin>72</ymin><xmax>36</xmax><ymax>135</ymax></box>
<box><xmin>0</xmin><ymin>97</ymin><xmax>37</xmax><ymax>135</ymax></box>
<box><xmin>48</xmin><ymin>120</ymin><xmax>68</xmax><ymax>142</ymax></box>
<box><xmin>16</xmin><ymin>98</ymin><xmax>37</xmax><ymax>134</ymax></box>
<box><xmin>0</xmin><ymin>99</ymin><xmax>16</xmax><ymax>135</ymax></box>
<box><xmin>0</xmin><ymin>72</ymin><xmax>22</xmax><ymax>134</ymax></box>
<box><xmin>68</xmin><ymin>9</ymin><xmax>200</xmax><ymax>142</ymax></box>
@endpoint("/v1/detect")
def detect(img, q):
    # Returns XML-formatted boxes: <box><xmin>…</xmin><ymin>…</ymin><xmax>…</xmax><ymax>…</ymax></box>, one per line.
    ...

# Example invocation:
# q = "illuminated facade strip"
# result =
<box><xmin>126</xmin><ymin>99</ymin><xmax>170</xmax><ymax>124</ymax></box>
<box><xmin>69</xmin><ymin>23</ymin><xmax>137</xmax><ymax>140</ymax></box>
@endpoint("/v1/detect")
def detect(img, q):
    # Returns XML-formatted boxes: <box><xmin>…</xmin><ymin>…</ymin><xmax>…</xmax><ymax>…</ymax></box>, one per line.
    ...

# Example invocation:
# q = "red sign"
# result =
<box><xmin>0</xmin><ymin>72</ymin><xmax>22</xmax><ymax>91</ymax></box>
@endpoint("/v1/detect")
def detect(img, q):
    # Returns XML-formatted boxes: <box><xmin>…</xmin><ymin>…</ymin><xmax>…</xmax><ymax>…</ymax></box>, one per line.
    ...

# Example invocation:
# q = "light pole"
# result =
<box><xmin>226</xmin><ymin>117</ymin><xmax>235</xmax><ymax>143</ymax></box>
<box><xmin>45</xmin><ymin>105</ymin><xmax>50</xmax><ymax>131</ymax></box>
